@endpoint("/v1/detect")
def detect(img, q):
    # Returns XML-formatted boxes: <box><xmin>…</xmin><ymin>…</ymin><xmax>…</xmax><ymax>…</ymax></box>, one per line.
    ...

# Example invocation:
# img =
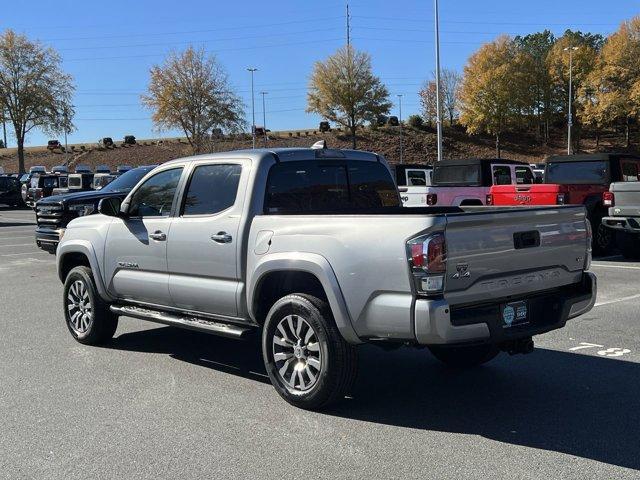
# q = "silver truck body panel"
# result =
<box><xmin>603</xmin><ymin>182</ymin><xmax>640</xmax><ymax>232</ymax></box>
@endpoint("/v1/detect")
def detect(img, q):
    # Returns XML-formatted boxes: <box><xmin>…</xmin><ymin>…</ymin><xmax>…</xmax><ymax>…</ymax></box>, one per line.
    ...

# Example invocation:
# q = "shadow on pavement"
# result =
<box><xmin>109</xmin><ymin>325</ymin><xmax>640</xmax><ymax>471</ymax></box>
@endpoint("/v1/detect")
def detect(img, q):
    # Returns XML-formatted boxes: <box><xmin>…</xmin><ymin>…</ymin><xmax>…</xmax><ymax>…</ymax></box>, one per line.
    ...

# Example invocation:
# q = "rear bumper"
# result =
<box><xmin>602</xmin><ymin>216</ymin><xmax>640</xmax><ymax>233</ymax></box>
<box><xmin>414</xmin><ymin>272</ymin><xmax>596</xmax><ymax>346</ymax></box>
<box><xmin>35</xmin><ymin>227</ymin><xmax>65</xmax><ymax>253</ymax></box>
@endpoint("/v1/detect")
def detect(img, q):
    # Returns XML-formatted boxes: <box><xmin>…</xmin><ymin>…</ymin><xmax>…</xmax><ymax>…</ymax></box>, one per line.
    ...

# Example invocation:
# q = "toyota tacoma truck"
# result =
<box><xmin>416</xmin><ymin>158</ymin><xmax>537</xmax><ymax>207</ymax></box>
<box><xmin>56</xmin><ymin>147</ymin><xmax>596</xmax><ymax>410</ymax></box>
<box><xmin>602</xmin><ymin>182</ymin><xmax>640</xmax><ymax>259</ymax></box>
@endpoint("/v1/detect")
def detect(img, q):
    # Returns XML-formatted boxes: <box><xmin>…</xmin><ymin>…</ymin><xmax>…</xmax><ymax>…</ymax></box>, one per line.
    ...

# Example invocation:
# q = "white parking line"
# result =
<box><xmin>0</xmin><ymin>236</ymin><xmax>34</xmax><ymax>240</ymax></box>
<box><xmin>591</xmin><ymin>263</ymin><xmax>640</xmax><ymax>271</ymax></box>
<box><xmin>0</xmin><ymin>251</ymin><xmax>47</xmax><ymax>257</ymax></box>
<box><xmin>0</xmin><ymin>243</ymin><xmax>36</xmax><ymax>247</ymax></box>
<box><xmin>594</xmin><ymin>293</ymin><xmax>640</xmax><ymax>307</ymax></box>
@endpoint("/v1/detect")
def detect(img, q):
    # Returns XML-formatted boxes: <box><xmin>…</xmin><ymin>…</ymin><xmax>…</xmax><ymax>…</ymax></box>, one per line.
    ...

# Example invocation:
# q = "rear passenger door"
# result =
<box><xmin>167</xmin><ymin>160</ymin><xmax>248</xmax><ymax>318</ymax></box>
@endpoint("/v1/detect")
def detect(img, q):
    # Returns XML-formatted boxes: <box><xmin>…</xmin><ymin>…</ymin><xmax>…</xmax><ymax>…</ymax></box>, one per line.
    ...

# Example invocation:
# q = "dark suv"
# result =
<box><xmin>0</xmin><ymin>176</ymin><xmax>23</xmax><ymax>207</ymax></box>
<box><xmin>35</xmin><ymin>166</ymin><xmax>155</xmax><ymax>253</ymax></box>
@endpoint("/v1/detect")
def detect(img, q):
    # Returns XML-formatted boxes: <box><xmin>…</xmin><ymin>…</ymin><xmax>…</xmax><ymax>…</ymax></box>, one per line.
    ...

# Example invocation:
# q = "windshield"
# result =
<box><xmin>433</xmin><ymin>165</ymin><xmax>481</xmax><ymax>186</ymax></box>
<box><xmin>43</xmin><ymin>177</ymin><xmax>58</xmax><ymax>188</ymax></box>
<box><xmin>101</xmin><ymin>166</ymin><xmax>155</xmax><ymax>193</ymax></box>
<box><xmin>546</xmin><ymin>161</ymin><xmax>609</xmax><ymax>184</ymax></box>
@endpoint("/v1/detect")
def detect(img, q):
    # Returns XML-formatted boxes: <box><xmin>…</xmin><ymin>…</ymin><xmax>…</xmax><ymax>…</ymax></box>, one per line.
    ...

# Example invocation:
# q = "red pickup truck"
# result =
<box><xmin>488</xmin><ymin>153</ymin><xmax>640</xmax><ymax>255</ymax></box>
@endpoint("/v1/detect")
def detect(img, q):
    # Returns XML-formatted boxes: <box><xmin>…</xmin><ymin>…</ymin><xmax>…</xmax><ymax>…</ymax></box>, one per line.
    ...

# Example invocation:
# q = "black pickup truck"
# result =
<box><xmin>35</xmin><ymin>166</ymin><xmax>155</xmax><ymax>253</ymax></box>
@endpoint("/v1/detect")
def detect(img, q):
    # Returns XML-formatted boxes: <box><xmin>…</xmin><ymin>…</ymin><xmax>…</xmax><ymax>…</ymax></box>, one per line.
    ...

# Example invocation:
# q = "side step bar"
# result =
<box><xmin>110</xmin><ymin>305</ymin><xmax>253</xmax><ymax>339</ymax></box>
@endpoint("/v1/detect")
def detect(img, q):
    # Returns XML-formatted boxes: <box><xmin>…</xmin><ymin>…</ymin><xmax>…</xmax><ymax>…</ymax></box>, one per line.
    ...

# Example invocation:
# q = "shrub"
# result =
<box><xmin>407</xmin><ymin>115</ymin><xmax>424</xmax><ymax>129</ymax></box>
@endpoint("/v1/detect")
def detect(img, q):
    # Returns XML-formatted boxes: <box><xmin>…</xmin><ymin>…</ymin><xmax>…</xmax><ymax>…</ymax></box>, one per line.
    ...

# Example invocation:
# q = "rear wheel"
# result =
<box><xmin>429</xmin><ymin>344</ymin><xmax>500</xmax><ymax>368</ymax></box>
<box><xmin>592</xmin><ymin>214</ymin><xmax>614</xmax><ymax>256</ymax></box>
<box><xmin>616</xmin><ymin>231</ymin><xmax>640</xmax><ymax>260</ymax></box>
<box><xmin>262</xmin><ymin>294</ymin><xmax>357</xmax><ymax>410</ymax></box>
<box><xmin>63</xmin><ymin>266</ymin><xmax>118</xmax><ymax>345</ymax></box>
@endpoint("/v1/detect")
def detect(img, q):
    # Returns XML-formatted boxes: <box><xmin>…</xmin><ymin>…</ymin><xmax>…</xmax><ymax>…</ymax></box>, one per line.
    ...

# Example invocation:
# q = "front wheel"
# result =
<box><xmin>63</xmin><ymin>266</ymin><xmax>118</xmax><ymax>345</ymax></box>
<box><xmin>429</xmin><ymin>344</ymin><xmax>500</xmax><ymax>368</ymax></box>
<box><xmin>262</xmin><ymin>294</ymin><xmax>357</xmax><ymax>410</ymax></box>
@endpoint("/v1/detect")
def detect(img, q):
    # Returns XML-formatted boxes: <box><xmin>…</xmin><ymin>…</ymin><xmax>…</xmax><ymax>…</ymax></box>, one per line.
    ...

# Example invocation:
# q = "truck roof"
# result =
<box><xmin>435</xmin><ymin>158</ymin><xmax>527</xmax><ymax>167</ymax></box>
<box><xmin>547</xmin><ymin>153</ymin><xmax>640</xmax><ymax>163</ymax></box>
<box><xmin>162</xmin><ymin>148</ymin><xmax>382</xmax><ymax>166</ymax></box>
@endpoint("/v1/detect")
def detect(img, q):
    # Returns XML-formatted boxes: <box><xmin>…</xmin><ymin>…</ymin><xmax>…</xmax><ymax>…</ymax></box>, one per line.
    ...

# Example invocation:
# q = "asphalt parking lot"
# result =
<box><xmin>0</xmin><ymin>207</ymin><xmax>639</xmax><ymax>479</ymax></box>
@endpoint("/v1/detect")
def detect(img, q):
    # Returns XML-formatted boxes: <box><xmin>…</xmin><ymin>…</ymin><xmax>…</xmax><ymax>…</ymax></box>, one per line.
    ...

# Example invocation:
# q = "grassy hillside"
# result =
<box><xmin>0</xmin><ymin>126</ymin><xmax>636</xmax><ymax>173</ymax></box>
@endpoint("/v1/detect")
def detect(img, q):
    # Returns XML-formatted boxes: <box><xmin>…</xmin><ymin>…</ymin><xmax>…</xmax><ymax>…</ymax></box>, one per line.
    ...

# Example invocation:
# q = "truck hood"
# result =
<box><xmin>37</xmin><ymin>189</ymin><xmax>129</xmax><ymax>205</ymax></box>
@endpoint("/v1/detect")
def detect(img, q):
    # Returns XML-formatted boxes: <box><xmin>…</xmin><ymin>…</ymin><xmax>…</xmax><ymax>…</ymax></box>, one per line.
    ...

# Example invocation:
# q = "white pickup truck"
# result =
<box><xmin>407</xmin><ymin>158</ymin><xmax>538</xmax><ymax>207</ymax></box>
<box><xmin>56</xmin><ymin>147</ymin><xmax>596</xmax><ymax>410</ymax></box>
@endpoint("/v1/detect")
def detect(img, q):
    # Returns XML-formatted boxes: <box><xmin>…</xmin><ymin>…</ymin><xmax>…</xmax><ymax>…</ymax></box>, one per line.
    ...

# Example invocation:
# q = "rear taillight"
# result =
<box><xmin>486</xmin><ymin>194</ymin><xmax>493</xmax><ymax>205</ymax></box>
<box><xmin>407</xmin><ymin>232</ymin><xmax>446</xmax><ymax>295</ymax></box>
<box><xmin>603</xmin><ymin>191</ymin><xmax>614</xmax><ymax>207</ymax></box>
<box><xmin>426</xmin><ymin>193</ymin><xmax>437</xmax><ymax>206</ymax></box>
<box><xmin>556</xmin><ymin>193</ymin><xmax>566</xmax><ymax>205</ymax></box>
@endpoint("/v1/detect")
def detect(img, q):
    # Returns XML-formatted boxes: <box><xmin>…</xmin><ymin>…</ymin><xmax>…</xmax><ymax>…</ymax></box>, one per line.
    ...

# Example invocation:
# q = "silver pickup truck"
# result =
<box><xmin>56</xmin><ymin>147</ymin><xmax>596</xmax><ymax>409</ymax></box>
<box><xmin>602</xmin><ymin>182</ymin><xmax>640</xmax><ymax>259</ymax></box>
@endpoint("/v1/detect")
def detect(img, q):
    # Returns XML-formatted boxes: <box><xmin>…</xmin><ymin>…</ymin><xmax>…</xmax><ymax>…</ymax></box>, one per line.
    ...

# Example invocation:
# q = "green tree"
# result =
<box><xmin>142</xmin><ymin>46</ymin><xmax>245</xmax><ymax>154</ymax></box>
<box><xmin>515</xmin><ymin>30</ymin><xmax>555</xmax><ymax>143</ymax></box>
<box><xmin>459</xmin><ymin>36</ymin><xmax>531</xmax><ymax>157</ymax></box>
<box><xmin>307</xmin><ymin>45</ymin><xmax>391</xmax><ymax>148</ymax></box>
<box><xmin>0</xmin><ymin>30</ymin><xmax>74</xmax><ymax>173</ymax></box>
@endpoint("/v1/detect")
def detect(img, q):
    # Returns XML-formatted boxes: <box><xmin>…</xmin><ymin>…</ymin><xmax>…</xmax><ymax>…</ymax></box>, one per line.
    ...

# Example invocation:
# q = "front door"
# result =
<box><xmin>104</xmin><ymin>166</ymin><xmax>184</xmax><ymax>306</ymax></box>
<box><xmin>167</xmin><ymin>161</ymin><xmax>247</xmax><ymax>318</ymax></box>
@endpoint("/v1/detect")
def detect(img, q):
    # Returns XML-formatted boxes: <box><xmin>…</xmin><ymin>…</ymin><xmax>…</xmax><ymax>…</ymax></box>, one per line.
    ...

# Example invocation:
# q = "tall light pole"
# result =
<box><xmin>434</xmin><ymin>0</ymin><xmax>443</xmax><ymax>162</ymax></box>
<box><xmin>247</xmin><ymin>67</ymin><xmax>258</xmax><ymax>148</ymax></box>
<box><xmin>260</xmin><ymin>91</ymin><xmax>268</xmax><ymax>147</ymax></box>
<box><xmin>397</xmin><ymin>94</ymin><xmax>404</xmax><ymax>164</ymax></box>
<box><xmin>1</xmin><ymin>107</ymin><xmax>6</xmax><ymax>149</ymax></box>
<box><xmin>564</xmin><ymin>46</ymin><xmax>579</xmax><ymax>155</ymax></box>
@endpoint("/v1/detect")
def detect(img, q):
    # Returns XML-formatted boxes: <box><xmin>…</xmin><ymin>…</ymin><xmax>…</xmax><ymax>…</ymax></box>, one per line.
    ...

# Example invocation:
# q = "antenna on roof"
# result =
<box><xmin>311</xmin><ymin>140</ymin><xmax>327</xmax><ymax>150</ymax></box>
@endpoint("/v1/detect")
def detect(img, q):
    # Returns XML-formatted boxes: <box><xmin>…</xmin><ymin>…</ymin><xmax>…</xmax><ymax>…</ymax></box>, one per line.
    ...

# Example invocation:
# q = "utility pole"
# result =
<box><xmin>260</xmin><ymin>91</ymin><xmax>268</xmax><ymax>147</ymax></box>
<box><xmin>564</xmin><ymin>46</ymin><xmax>579</xmax><ymax>155</ymax></box>
<box><xmin>63</xmin><ymin>108</ymin><xmax>69</xmax><ymax>166</ymax></box>
<box><xmin>346</xmin><ymin>2</ymin><xmax>351</xmax><ymax>47</ymax></box>
<box><xmin>434</xmin><ymin>0</ymin><xmax>443</xmax><ymax>162</ymax></box>
<box><xmin>1</xmin><ymin>108</ymin><xmax>6</xmax><ymax>149</ymax></box>
<box><xmin>247</xmin><ymin>67</ymin><xmax>258</xmax><ymax>149</ymax></box>
<box><xmin>397</xmin><ymin>94</ymin><xmax>403</xmax><ymax>164</ymax></box>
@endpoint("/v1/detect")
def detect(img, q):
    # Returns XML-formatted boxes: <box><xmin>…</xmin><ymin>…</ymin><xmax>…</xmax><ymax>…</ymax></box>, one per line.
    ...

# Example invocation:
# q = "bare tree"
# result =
<box><xmin>142</xmin><ymin>46</ymin><xmax>245</xmax><ymax>154</ymax></box>
<box><xmin>0</xmin><ymin>30</ymin><xmax>74</xmax><ymax>173</ymax></box>
<box><xmin>307</xmin><ymin>45</ymin><xmax>391</xmax><ymax>148</ymax></box>
<box><xmin>441</xmin><ymin>68</ymin><xmax>462</xmax><ymax>125</ymax></box>
<box><xmin>419</xmin><ymin>81</ymin><xmax>437</xmax><ymax>127</ymax></box>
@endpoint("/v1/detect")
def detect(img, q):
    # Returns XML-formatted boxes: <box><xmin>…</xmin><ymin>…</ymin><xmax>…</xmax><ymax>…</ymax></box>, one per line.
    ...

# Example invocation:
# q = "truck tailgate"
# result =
<box><xmin>490</xmin><ymin>184</ymin><xmax>563</xmax><ymax>206</ymax></box>
<box><xmin>610</xmin><ymin>182</ymin><xmax>640</xmax><ymax>217</ymax></box>
<box><xmin>443</xmin><ymin>206</ymin><xmax>588</xmax><ymax>306</ymax></box>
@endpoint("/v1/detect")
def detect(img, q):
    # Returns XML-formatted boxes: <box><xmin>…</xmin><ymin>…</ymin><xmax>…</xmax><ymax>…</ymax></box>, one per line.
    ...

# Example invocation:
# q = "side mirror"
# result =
<box><xmin>98</xmin><ymin>197</ymin><xmax>124</xmax><ymax>217</ymax></box>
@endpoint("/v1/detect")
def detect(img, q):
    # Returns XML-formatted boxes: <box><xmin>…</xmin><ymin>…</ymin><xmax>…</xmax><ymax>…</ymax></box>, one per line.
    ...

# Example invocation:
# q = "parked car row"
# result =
<box><xmin>52</xmin><ymin>144</ymin><xmax>596</xmax><ymax>410</ymax></box>
<box><xmin>21</xmin><ymin>164</ymin><xmax>133</xmax><ymax>207</ymax></box>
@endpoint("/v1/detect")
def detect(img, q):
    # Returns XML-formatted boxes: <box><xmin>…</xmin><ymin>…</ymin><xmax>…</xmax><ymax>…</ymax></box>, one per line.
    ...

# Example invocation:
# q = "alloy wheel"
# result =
<box><xmin>67</xmin><ymin>280</ymin><xmax>93</xmax><ymax>334</ymax></box>
<box><xmin>272</xmin><ymin>314</ymin><xmax>322</xmax><ymax>391</ymax></box>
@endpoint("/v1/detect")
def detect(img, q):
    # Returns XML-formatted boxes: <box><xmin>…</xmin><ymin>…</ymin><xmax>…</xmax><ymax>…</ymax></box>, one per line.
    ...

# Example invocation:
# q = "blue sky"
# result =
<box><xmin>3</xmin><ymin>0</ymin><xmax>638</xmax><ymax>146</ymax></box>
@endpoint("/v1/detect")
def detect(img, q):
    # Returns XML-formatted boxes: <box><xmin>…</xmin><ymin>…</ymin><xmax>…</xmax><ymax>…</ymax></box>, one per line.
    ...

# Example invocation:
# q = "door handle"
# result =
<box><xmin>211</xmin><ymin>232</ymin><xmax>232</xmax><ymax>243</ymax></box>
<box><xmin>149</xmin><ymin>230</ymin><xmax>166</xmax><ymax>241</ymax></box>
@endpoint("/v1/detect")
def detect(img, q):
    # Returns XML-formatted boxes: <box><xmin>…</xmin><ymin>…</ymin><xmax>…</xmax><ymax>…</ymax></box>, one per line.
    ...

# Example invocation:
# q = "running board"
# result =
<box><xmin>109</xmin><ymin>305</ymin><xmax>253</xmax><ymax>339</ymax></box>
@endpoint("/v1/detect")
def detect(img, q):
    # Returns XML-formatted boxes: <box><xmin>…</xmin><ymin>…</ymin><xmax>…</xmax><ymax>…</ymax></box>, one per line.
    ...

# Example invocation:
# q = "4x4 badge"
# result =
<box><xmin>452</xmin><ymin>263</ymin><xmax>470</xmax><ymax>279</ymax></box>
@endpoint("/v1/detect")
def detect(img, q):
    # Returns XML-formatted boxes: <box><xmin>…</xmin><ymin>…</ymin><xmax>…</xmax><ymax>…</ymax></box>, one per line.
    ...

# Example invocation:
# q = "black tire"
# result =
<box><xmin>429</xmin><ymin>343</ymin><xmax>500</xmax><ymax>368</ymax></box>
<box><xmin>63</xmin><ymin>266</ymin><xmax>118</xmax><ymax>345</ymax></box>
<box><xmin>592</xmin><ymin>214</ymin><xmax>614</xmax><ymax>256</ymax></box>
<box><xmin>262</xmin><ymin>294</ymin><xmax>357</xmax><ymax>410</ymax></box>
<box><xmin>616</xmin><ymin>231</ymin><xmax>640</xmax><ymax>260</ymax></box>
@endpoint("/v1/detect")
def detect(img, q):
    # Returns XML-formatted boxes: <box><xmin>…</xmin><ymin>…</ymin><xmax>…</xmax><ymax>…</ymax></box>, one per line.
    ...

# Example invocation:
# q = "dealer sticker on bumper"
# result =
<box><xmin>501</xmin><ymin>301</ymin><xmax>529</xmax><ymax>328</ymax></box>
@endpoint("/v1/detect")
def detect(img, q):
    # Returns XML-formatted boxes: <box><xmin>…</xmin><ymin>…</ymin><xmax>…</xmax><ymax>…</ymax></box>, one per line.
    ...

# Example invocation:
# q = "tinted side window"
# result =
<box><xmin>128</xmin><ymin>168</ymin><xmax>183</xmax><ymax>217</ymax></box>
<box><xmin>492</xmin><ymin>166</ymin><xmax>512</xmax><ymax>185</ymax></box>
<box><xmin>407</xmin><ymin>170</ymin><xmax>427</xmax><ymax>186</ymax></box>
<box><xmin>515</xmin><ymin>167</ymin><xmax>534</xmax><ymax>184</ymax></box>
<box><xmin>622</xmin><ymin>162</ymin><xmax>639</xmax><ymax>182</ymax></box>
<box><xmin>265</xmin><ymin>161</ymin><xmax>398</xmax><ymax>213</ymax></box>
<box><xmin>182</xmin><ymin>164</ymin><xmax>242</xmax><ymax>216</ymax></box>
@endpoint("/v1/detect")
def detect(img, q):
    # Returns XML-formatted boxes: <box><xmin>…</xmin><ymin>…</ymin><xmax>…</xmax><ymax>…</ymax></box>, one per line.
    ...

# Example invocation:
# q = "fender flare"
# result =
<box><xmin>57</xmin><ymin>240</ymin><xmax>114</xmax><ymax>301</ymax></box>
<box><xmin>248</xmin><ymin>252</ymin><xmax>362</xmax><ymax>344</ymax></box>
